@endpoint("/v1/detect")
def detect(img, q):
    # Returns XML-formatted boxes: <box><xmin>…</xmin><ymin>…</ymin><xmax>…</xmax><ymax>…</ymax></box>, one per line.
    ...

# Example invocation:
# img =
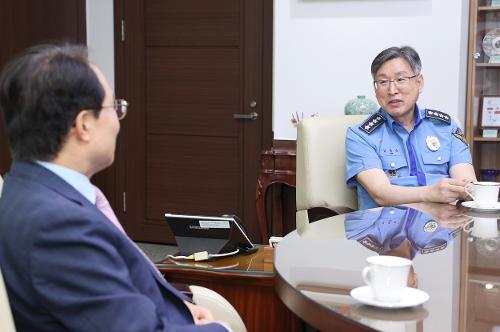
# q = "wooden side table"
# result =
<box><xmin>255</xmin><ymin>146</ymin><xmax>296</xmax><ymax>244</ymax></box>
<box><xmin>156</xmin><ymin>247</ymin><xmax>302</xmax><ymax>332</ymax></box>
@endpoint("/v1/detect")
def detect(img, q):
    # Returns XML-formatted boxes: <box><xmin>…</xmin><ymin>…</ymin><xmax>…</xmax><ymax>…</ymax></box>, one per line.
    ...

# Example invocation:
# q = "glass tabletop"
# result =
<box><xmin>274</xmin><ymin>202</ymin><xmax>500</xmax><ymax>331</ymax></box>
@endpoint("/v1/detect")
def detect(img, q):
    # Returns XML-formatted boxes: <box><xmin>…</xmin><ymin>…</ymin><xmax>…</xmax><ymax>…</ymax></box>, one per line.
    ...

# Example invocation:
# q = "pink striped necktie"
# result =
<box><xmin>94</xmin><ymin>186</ymin><xmax>125</xmax><ymax>232</ymax></box>
<box><xmin>93</xmin><ymin>185</ymin><xmax>163</xmax><ymax>277</ymax></box>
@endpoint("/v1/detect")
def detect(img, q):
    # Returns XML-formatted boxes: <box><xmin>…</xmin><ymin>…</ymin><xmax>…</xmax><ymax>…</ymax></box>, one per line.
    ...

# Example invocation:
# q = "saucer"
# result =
<box><xmin>352</xmin><ymin>304</ymin><xmax>429</xmax><ymax>322</ymax></box>
<box><xmin>350</xmin><ymin>286</ymin><xmax>429</xmax><ymax>309</ymax></box>
<box><xmin>462</xmin><ymin>201</ymin><xmax>500</xmax><ymax>213</ymax></box>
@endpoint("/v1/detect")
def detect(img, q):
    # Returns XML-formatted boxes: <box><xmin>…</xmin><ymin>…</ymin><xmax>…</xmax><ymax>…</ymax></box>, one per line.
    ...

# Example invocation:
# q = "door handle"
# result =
<box><xmin>233</xmin><ymin>112</ymin><xmax>259</xmax><ymax>120</ymax></box>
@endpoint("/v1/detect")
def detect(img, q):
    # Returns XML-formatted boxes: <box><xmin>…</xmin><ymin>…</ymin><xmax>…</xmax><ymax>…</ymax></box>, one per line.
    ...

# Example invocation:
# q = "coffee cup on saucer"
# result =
<box><xmin>463</xmin><ymin>216</ymin><xmax>499</xmax><ymax>239</ymax></box>
<box><xmin>465</xmin><ymin>181</ymin><xmax>500</xmax><ymax>208</ymax></box>
<box><xmin>362</xmin><ymin>255</ymin><xmax>412</xmax><ymax>303</ymax></box>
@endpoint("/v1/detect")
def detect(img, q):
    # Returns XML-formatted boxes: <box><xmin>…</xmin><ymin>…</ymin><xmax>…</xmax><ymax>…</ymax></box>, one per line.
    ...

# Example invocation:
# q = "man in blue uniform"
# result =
<box><xmin>346</xmin><ymin>46</ymin><xmax>476</xmax><ymax>210</ymax></box>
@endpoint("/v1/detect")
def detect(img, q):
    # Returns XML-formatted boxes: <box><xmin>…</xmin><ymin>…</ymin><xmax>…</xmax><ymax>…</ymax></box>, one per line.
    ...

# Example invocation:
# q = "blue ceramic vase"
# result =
<box><xmin>344</xmin><ymin>96</ymin><xmax>378</xmax><ymax>115</ymax></box>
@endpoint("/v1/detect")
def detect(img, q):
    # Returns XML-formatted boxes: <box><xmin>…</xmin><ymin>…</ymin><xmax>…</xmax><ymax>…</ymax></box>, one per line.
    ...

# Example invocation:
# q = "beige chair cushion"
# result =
<box><xmin>0</xmin><ymin>266</ymin><xmax>16</xmax><ymax>332</ymax></box>
<box><xmin>190</xmin><ymin>285</ymin><xmax>246</xmax><ymax>332</ymax></box>
<box><xmin>296</xmin><ymin>114</ymin><xmax>368</xmax><ymax>214</ymax></box>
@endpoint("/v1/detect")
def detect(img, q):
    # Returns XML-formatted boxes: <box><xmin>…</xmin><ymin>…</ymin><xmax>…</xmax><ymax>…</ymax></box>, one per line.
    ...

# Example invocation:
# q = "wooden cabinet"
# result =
<box><xmin>466</xmin><ymin>1</ymin><xmax>500</xmax><ymax>181</ymax></box>
<box><xmin>255</xmin><ymin>145</ymin><xmax>296</xmax><ymax>243</ymax></box>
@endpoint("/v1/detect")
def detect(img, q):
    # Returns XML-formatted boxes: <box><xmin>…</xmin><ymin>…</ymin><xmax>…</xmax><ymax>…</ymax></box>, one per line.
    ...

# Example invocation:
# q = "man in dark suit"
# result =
<box><xmin>0</xmin><ymin>44</ymin><xmax>229</xmax><ymax>331</ymax></box>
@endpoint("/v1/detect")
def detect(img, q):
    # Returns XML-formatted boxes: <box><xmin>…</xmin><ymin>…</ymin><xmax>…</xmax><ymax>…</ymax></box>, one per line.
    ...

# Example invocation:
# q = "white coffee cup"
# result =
<box><xmin>465</xmin><ymin>181</ymin><xmax>500</xmax><ymax>207</ymax></box>
<box><xmin>362</xmin><ymin>255</ymin><xmax>412</xmax><ymax>303</ymax></box>
<box><xmin>463</xmin><ymin>217</ymin><xmax>499</xmax><ymax>239</ymax></box>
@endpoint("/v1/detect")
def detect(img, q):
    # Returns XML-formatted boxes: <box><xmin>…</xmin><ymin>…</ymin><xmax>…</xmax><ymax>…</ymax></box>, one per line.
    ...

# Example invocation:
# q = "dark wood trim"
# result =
<box><xmin>273</xmin><ymin>139</ymin><xmax>296</xmax><ymax>150</ymax></box>
<box><xmin>76</xmin><ymin>0</ymin><xmax>87</xmax><ymax>44</ymax></box>
<box><xmin>108</xmin><ymin>0</ymin><xmax>125</xmax><ymax>226</ymax></box>
<box><xmin>157</xmin><ymin>268</ymin><xmax>273</xmax><ymax>287</ymax></box>
<box><xmin>262</xmin><ymin>0</ymin><xmax>274</xmax><ymax>148</ymax></box>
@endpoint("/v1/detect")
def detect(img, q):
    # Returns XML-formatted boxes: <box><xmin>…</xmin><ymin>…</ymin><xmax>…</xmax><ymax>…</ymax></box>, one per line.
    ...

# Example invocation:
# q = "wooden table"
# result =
<box><xmin>156</xmin><ymin>247</ymin><xmax>302</xmax><ymax>332</ymax></box>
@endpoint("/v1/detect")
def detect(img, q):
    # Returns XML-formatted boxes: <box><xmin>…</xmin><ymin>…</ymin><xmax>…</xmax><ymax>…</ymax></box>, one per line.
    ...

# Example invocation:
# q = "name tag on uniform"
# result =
<box><xmin>380</xmin><ymin>147</ymin><xmax>401</xmax><ymax>156</ymax></box>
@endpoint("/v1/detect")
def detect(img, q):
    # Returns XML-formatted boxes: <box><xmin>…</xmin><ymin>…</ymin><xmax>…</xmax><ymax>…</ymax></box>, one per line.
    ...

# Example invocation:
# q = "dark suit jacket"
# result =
<box><xmin>0</xmin><ymin>161</ymin><xmax>226</xmax><ymax>332</ymax></box>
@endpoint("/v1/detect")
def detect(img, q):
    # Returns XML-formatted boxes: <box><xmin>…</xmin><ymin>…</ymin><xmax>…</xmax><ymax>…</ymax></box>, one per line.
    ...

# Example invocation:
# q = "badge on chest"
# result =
<box><xmin>425</xmin><ymin>135</ymin><xmax>440</xmax><ymax>151</ymax></box>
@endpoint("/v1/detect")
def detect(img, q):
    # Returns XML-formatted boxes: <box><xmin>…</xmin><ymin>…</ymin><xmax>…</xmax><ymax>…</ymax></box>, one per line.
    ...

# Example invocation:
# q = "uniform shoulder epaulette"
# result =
<box><xmin>425</xmin><ymin>109</ymin><xmax>451</xmax><ymax>125</ymax></box>
<box><xmin>449</xmin><ymin>227</ymin><xmax>462</xmax><ymax>238</ymax></box>
<box><xmin>359</xmin><ymin>113</ymin><xmax>385</xmax><ymax>134</ymax></box>
<box><xmin>358</xmin><ymin>236</ymin><xmax>383</xmax><ymax>253</ymax></box>
<box><xmin>421</xmin><ymin>242</ymin><xmax>447</xmax><ymax>255</ymax></box>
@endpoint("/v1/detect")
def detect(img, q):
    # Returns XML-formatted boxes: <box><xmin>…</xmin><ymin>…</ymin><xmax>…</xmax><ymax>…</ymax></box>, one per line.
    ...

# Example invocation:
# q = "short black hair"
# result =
<box><xmin>0</xmin><ymin>43</ymin><xmax>105</xmax><ymax>161</ymax></box>
<box><xmin>371</xmin><ymin>46</ymin><xmax>422</xmax><ymax>79</ymax></box>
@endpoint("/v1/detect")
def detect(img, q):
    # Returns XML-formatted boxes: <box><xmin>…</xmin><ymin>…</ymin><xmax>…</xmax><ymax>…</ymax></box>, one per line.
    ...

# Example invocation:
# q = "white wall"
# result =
<box><xmin>273</xmin><ymin>0</ymin><xmax>471</xmax><ymax>139</ymax></box>
<box><xmin>85</xmin><ymin>0</ymin><xmax>471</xmax><ymax>139</ymax></box>
<box><xmin>86</xmin><ymin>0</ymin><xmax>115</xmax><ymax>92</ymax></box>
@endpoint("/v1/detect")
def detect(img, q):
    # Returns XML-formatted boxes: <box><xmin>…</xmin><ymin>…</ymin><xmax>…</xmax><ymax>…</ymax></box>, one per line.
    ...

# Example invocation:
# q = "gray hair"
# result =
<box><xmin>371</xmin><ymin>46</ymin><xmax>422</xmax><ymax>79</ymax></box>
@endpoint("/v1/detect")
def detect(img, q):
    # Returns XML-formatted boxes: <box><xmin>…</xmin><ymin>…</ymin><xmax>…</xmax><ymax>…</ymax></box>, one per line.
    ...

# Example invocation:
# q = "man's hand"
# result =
<box><xmin>409</xmin><ymin>202</ymin><xmax>471</xmax><ymax>228</ymax></box>
<box><xmin>426</xmin><ymin>178</ymin><xmax>470</xmax><ymax>203</ymax></box>
<box><xmin>357</xmin><ymin>167</ymin><xmax>476</xmax><ymax>207</ymax></box>
<box><xmin>184</xmin><ymin>301</ymin><xmax>215</xmax><ymax>324</ymax></box>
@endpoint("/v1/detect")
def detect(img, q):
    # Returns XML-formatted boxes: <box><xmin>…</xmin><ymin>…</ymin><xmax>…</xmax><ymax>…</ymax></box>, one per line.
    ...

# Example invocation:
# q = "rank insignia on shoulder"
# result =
<box><xmin>359</xmin><ymin>113</ymin><xmax>385</xmax><ymax>134</ymax></box>
<box><xmin>452</xmin><ymin>127</ymin><xmax>468</xmax><ymax>146</ymax></box>
<box><xmin>421</xmin><ymin>242</ymin><xmax>447</xmax><ymax>255</ymax></box>
<box><xmin>449</xmin><ymin>227</ymin><xmax>461</xmax><ymax>238</ymax></box>
<box><xmin>358</xmin><ymin>236</ymin><xmax>383</xmax><ymax>253</ymax></box>
<box><xmin>425</xmin><ymin>109</ymin><xmax>451</xmax><ymax>124</ymax></box>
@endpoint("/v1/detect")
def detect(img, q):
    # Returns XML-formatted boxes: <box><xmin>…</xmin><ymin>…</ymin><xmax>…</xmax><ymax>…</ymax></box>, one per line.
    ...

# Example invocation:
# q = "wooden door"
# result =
<box><xmin>0</xmin><ymin>0</ymin><xmax>86</xmax><ymax>175</ymax></box>
<box><xmin>114</xmin><ymin>0</ymin><xmax>273</xmax><ymax>243</ymax></box>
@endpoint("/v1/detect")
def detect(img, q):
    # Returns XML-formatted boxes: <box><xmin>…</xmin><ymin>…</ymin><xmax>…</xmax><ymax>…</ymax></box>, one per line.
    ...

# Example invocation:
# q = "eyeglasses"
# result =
<box><xmin>101</xmin><ymin>99</ymin><xmax>128</xmax><ymax>120</ymax></box>
<box><xmin>373</xmin><ymin>75</ymin><xmax>418</xmax><ymax>90</ymax></box>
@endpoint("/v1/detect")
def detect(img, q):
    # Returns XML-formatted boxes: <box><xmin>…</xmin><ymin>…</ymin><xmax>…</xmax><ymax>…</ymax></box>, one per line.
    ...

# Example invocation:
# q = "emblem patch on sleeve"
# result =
<box><xmin>452</xmin><ymin>127</ymin><xmax>468</xmax><ymax>146</ymax></box>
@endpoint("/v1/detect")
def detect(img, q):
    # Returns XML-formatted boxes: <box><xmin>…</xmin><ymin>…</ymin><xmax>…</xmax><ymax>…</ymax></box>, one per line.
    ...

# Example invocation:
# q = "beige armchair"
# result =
<box><xmin>190</xmin><ymin>286</ymin><xmax>246</xmax><ymax>332</ymax></box>
<box><xmin>0</xmin><ymin>266</ymin><xmax>16</xmax><ymax>332</ymax></box>
<box><xmin>296</xmin><ymin>114</ymin><xmax>367</xmax><ymax>228</ymax></box>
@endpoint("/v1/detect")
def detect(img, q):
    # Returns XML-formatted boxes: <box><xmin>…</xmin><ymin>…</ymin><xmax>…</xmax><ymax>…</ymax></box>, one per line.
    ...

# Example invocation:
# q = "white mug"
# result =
<box><xmin>463</xmin><ymin>217</ymin><xmax>499</xmax><ymax>239</ymax></box>
<box><xmin>465</xmin><ymin>181</ymin><xmax>500</xmax><ymax>207</ymax></box>
<box><xmin>362</xmin><ymin>255</ymin><xmax>412</xmax><ymax>303</ymax></box>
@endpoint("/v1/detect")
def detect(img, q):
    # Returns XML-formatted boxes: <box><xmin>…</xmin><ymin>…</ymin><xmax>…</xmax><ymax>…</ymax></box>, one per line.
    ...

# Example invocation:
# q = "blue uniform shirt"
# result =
<box><xmin>345</xmin><ymin>206</ymin><xmax>459</xmax><ymax>258</ymax></box>
<box><xmin>345</xmin><ymin>105</ymin><xmax>472</xmax><ymax>210</ymax></box>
